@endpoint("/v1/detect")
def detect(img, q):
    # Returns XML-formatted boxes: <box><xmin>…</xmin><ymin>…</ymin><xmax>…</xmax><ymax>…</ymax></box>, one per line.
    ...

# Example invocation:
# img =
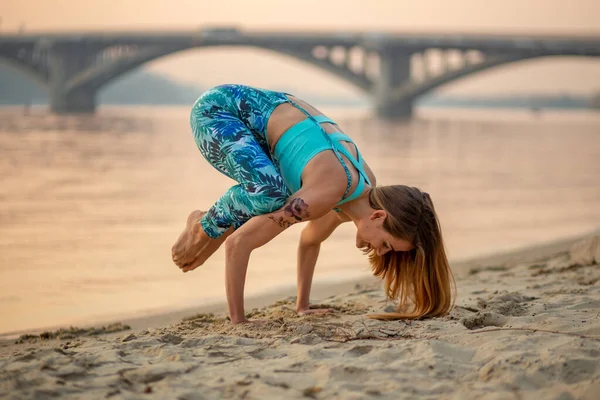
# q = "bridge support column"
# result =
<box><xmin>50</xmin><ymin>88</ymin><xmax>96</xmax><ymax>114</ymax></box>
<box><xmin>375</xmin><ymin>50</ymin><xmax>412</xmax><ymax>119</ymax></box>
<box><xmin>48</xmin><ymin>45</ymin><xmax>96</xmax><ymax>114</ymax></box>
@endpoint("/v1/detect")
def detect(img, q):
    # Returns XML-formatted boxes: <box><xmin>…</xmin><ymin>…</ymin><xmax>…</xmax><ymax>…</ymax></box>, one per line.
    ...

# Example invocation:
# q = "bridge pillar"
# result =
<box><xmin>48</xmin><ymin>45</ymin><xmax>96</xmax><ymax>113</ymax></box>
<box><xmin>375</xmin><ymin>50</ymin><xmax>412</xmax><ymax>119</ymax></box>
<box><xmin>50</xmin><ymin>89</ymin><xmax>96</xmax><ymax>114</ymax></box>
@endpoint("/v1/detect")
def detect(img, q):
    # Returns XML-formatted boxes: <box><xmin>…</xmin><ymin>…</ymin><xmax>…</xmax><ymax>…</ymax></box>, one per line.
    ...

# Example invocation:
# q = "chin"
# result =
<box><xmin>355</xmin><ymin>237</ymin><xmax>368</xmax><ymax>250</ymax></box>
<box><xmin>355</xmin><ymin>236</ymin><xmax>363</xmax><ymax>248</ymax></box>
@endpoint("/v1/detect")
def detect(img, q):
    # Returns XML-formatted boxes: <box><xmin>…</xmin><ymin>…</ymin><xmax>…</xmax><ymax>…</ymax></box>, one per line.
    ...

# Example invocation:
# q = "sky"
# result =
<box><xmin>3</xmin><ymin>0</ymin><xmax>600</xmax><ymax>96</ymax></box>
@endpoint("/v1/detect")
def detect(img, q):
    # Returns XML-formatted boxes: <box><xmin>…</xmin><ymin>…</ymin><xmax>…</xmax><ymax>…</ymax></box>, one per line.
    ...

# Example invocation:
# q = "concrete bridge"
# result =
<box><xmin>1</xmin><ymin>28</ymin><xmax>599</xmax><ymax>118</ymax></box>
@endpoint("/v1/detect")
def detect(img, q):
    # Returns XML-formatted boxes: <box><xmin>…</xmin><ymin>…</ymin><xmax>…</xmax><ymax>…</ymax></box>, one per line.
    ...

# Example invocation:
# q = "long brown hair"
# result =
<box><xmin>364</xmin><ymin>185</ymin><xmax>455</xmax><ymax>320</ymax></box>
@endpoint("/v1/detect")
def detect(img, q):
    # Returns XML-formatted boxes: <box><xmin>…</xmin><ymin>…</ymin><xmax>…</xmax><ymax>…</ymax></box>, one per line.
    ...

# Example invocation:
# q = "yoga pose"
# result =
<box><xmin>171</xmin><ymin>84</ymin><xmax>455</xmax><ymax>324</ymax></box>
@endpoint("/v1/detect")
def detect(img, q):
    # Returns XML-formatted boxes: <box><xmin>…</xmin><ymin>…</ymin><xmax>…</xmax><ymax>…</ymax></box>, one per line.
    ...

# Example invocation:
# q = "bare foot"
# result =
<box><xmin>171</xmin><ymin>210</ymin><xmax>211</xmax><ymax>269</ymax></box>
<box><xmin>181</xmin><ymin>227</ymin><xmax>233</xmax><ymax>272</ymax></box>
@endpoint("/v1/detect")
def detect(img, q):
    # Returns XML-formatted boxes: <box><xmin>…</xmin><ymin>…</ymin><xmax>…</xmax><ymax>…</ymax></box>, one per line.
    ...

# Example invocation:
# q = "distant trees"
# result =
<box><xmin>0</xmin><ymin>67</ymin><xmax>203</xmax><ymax>105</ymax></box>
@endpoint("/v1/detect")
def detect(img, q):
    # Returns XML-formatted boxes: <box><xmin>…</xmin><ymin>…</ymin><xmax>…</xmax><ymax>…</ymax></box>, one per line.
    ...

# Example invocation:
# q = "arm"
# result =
<box><xmin>223</xmin><ymin>190</ymin><xmax>338</xmax><ymax>324</ymax></box>
<box><xmin>296</xmin><ymin>211</ymin><xmax>350</xmax><ymax>313</ymax></box>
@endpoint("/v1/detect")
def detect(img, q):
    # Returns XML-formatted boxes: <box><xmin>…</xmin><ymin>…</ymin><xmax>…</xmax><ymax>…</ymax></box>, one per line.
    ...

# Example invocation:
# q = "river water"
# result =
<box><xmin>1</xmin><ymin>105</ymin><xmax>598</xmax><ymax>335</ymax></box>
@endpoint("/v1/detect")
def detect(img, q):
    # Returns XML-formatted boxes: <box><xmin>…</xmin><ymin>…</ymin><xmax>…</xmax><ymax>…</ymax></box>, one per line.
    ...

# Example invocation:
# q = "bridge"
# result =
<box><xmin>1</xmin><ymin>29</ymin><xmax>599</xmax><ymax>118</ymax></box>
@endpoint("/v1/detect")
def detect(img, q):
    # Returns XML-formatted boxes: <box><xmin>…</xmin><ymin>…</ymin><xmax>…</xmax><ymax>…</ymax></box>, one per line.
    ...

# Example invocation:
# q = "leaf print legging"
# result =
<box><xmin>189</xmin><ymin>84</ymin><xmax>292</xmax><ymax>239</ymax></box>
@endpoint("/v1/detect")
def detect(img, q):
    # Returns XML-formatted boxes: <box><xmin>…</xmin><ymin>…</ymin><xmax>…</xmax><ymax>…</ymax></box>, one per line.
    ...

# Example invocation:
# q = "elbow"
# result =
<box><xmin>224</xmin><ymin>233</ymin><xmax>251</xmax><ymax>256</ymax></box>
<box><xmin>299</xmin><ymin>229</ymin><xmax>321</xmax><ymax>248</ymax></box>
<box><xmin>224</xmin><ymin>235</ymin><xmax>241</xmax><ymax>255</ymax></box>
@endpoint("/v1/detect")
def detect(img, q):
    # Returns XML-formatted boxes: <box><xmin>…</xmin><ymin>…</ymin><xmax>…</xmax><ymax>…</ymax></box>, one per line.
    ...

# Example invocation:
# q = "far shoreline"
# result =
<box><xmin>1</xmin><ymin>229</ymin><xmax>595</xmax><ymax>341</ymax></box>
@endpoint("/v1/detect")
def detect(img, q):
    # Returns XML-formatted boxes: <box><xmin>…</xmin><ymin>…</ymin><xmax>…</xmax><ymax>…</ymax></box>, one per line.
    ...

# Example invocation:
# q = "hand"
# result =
<box><xmin>172</xmin><ymin>210</ymin><xmax>212</xmax><ymax>271</ymax></box>
<box><xmin>297</xmin><ymin>307</ymin><xmax>333</xmax><ymax>316</ymax></box>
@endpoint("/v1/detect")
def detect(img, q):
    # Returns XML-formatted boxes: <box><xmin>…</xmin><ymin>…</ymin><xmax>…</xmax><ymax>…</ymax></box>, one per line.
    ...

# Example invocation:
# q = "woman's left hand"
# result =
<box><xmin>172</xmin><ymin>210</ymin><xmax>212</xmax><ymax>271</ymax></box>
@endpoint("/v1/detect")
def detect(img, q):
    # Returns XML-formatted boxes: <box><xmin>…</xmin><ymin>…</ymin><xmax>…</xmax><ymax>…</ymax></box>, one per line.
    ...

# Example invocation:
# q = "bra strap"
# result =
<box><xmin>285</xmin><ymin>98</ymin><xmax>353</xmax><ymax>200</ymax></box>
<box><xmin>312</xmin><ymin>115</ymin><xmax>337</xmax><ymax>125</ymax></box>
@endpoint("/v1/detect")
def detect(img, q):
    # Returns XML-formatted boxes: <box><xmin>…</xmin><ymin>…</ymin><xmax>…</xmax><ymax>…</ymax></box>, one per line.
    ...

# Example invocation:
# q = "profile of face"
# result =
<box><xmin>355</xmin><ymin>210</ymin><xmax>414</xmax><ymax>256</ymax></box>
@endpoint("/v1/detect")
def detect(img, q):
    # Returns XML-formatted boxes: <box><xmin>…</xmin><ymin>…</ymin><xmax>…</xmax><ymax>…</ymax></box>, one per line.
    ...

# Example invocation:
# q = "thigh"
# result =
<box><xmin>190</xmin><ymin>89</ymin><xmax>242</xmax><ymax>180</ymax></box>
<box><xmin>200</xmin><ymin>141</ymin><xmax>290</xmax><ymax>237</ymax></box>
<box><xmin>191</xmin><ymin>90</ymin><xmax>289</xmax><ymax>198</ymax></box>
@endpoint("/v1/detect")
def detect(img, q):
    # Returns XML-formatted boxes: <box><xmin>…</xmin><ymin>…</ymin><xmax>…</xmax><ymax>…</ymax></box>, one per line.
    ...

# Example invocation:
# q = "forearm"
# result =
<box><xmin>296</xmin><ymin>241</ymin><xmax>321</xmax><ymax>311</ymax></box>
<box><xmin>295</xmin><ymin>212</ymin><xmax>348</xmax><ymax>311</ymax></box>
<box><xmin>220</xmin><ymin>191</ymin><xmax>335</xmax><ymax>323</ymax></box>
<box><xmin>224</xmin><ymin>238</ymin><xmax>252</xmax><ymax>324</ymax></box>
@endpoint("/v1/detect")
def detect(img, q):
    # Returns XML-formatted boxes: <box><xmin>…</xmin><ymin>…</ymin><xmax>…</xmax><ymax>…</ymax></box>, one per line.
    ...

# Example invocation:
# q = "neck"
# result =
<box><xmin>338</xmin><ymin>188</ymin><xmax>375</xmax><ymax>225</ymax></box>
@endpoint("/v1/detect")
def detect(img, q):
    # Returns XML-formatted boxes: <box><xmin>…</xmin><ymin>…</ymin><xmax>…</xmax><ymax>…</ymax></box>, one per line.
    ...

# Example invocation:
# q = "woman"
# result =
<box><xmin>171</xmin><ymin>84</ymin><xmax>455</xmax><ymax>325</ymax></box>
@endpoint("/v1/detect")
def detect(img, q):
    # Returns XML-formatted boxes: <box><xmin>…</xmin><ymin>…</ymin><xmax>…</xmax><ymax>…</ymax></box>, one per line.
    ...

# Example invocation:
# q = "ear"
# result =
<box><xmin>370</xmin><ymin>210</ymin><xmax>387</xmax><ymax>221</ymax></box>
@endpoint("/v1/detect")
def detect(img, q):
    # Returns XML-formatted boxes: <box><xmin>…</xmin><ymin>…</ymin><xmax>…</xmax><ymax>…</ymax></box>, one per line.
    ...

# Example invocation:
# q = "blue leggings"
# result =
<box><xmin>190</xmin><ymin>84</ymin><xmax>291</xmax><ymax>239</ymax></box>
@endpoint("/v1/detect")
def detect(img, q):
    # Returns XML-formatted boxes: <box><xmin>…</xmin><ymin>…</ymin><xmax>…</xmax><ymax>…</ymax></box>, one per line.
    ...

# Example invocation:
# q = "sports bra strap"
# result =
<box><xmin>328</xmin><ymin>132</ymin><xmax>353</xmax><ymax>143</ymax></box>
<box><xmin>285</xmin><ymin>98</ymin><xmax>353</xmax><ymax>200</ymax></box>
<box><xmin>336</xmin><ymin>175</ymin><xmax>366</xmax><ymax>206</ymax></box>
<box><xmin>283</xmin><ymin>97</ymin><xmax>372</xmax><ymax>205</ymax></box>
<box><xmin>329</xmin><ymin>131</ymin><xmax>368</xmax><ymax>170</ymax></box>
<box><xmin>335</xmin><ymin>146</ymin><xmax>363</xmax><ymax>173</ymax></box>
<box><xmin>312</xmin><ymin>115</ymin><xmax>337</xmax><ymax>125</ymax></box>
<box><xmin>334</xmin><ymin>145</ymin><xmax>372</xmax><ymax>185</ymax></box>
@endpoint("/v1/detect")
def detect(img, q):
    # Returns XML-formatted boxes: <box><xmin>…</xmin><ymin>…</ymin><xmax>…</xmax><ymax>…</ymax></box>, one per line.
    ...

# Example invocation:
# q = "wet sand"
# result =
<box><xmin>1</xmin><ymin>234</ymin><xmax>599</xmax><ymax>399</ymax></box>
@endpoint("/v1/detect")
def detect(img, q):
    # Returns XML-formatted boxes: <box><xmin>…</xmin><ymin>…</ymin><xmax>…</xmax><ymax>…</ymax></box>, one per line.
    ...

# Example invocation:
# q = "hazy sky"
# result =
<box><xmin>3</xmin><ymin>0</ymin><xmax>600</xmax><ymax>96</ymax></box>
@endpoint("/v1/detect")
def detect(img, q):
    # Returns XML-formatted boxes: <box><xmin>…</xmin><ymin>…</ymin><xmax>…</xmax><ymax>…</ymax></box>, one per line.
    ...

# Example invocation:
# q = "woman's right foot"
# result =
<box><xmin>172</xmin><ymin>210</ymin><xmax>232</xmax><ymax>272</ymax></box>
<box><xmin>181</xmin><ymin>227</ymin><xmax>232</xmax><ymax>272</ymax></box>
<box><xmin>171</xmin><ymin>210</ymin><xmax>208</xmax><ymax>267</ymax></box>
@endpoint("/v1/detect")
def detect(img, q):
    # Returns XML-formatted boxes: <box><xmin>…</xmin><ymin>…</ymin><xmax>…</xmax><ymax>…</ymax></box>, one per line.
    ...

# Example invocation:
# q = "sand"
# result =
<box><xmin>1</xmin><ymin>235</ymin><xmax>599</xmax><ymax>400</ymax></box>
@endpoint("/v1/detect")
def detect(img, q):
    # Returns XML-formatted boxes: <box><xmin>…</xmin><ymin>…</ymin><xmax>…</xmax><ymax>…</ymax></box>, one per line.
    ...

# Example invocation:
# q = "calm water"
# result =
<box><xmin>1</xmin><ymin>106</ymin><xmax>599</xmax><ymax>335</ymax></box>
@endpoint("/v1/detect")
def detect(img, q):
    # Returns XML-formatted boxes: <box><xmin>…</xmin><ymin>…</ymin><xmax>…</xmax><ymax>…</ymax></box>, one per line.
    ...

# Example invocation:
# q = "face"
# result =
<box><xmin>355</xmin><ymin>210</ymin><xmax>414</xmax><ymax>256</ymax></box>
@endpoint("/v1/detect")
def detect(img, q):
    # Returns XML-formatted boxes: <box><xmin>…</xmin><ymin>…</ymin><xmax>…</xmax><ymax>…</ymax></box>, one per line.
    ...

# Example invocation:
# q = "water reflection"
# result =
<box><xmin>0</xmin><ymin>106</ymin><xmax>598</xmax><ymax>335</ymax></box>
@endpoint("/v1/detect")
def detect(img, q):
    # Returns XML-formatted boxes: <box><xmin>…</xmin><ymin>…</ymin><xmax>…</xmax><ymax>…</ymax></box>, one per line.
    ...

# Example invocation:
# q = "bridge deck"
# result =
<box><xmin>1</xmin><ymin>30</ymin><xmax>599</xmax><ymax>54</ymax></box>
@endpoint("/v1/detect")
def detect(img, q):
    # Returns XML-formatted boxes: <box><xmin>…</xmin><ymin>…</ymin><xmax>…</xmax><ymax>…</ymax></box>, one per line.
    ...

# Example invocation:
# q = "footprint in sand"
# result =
<box><xmin>343</xmin><ymin>345</ymin><xmax>373</xmax><ymax>358</ymax></box>
<box><xmin>329</xmin><ymin>365</ymin><xmax>371</xmax><ymax>382</ymax></box>
<box><xmin>247</xmin><ymin>348</ymin><xmax>288</xmax><ymax>360</ymax></box>
<box><xmin>461</xmin><ymin>312</ymin><xmax>508</xmax><ymax>330</ymax></box>
<box><xmin>157</xmin><ymin>334</ymin><xmax>183</xmax><ymax>345</ymax></box>
<box><xmin>462</xmin><ymin>290</ymin><xmax>539</xmax><ymax>329</ymax></box>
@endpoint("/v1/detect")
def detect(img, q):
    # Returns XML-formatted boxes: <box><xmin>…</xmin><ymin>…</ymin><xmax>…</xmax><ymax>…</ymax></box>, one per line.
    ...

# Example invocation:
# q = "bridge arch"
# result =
<box><xmin>0</xmin><ymin>56</ymin><xmax>48</xmax><ymax>88</ymax></box>
<box><xmin>393</xmin><ymin>53</ymin><xmax>600</xmax><ymax>104</ymax></box>
<box><xmin>67</xmin><ymin>43</ymin><xmax>373</xmax><ymax>96</ymax></box>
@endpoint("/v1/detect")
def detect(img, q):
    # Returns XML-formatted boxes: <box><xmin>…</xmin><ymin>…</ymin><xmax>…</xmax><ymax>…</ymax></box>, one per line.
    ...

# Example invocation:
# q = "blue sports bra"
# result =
<box><xmin>272</xmin><ymin>99</ymin><xmax>372</xmax><ymax>208</ymax></box>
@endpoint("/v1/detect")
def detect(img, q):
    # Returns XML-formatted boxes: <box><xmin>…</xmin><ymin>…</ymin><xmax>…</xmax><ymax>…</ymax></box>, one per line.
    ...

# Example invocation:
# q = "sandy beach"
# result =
<box><xmin>1</xmin><ymin>234</ymin><xmax>599</xmax><ymax>400</ymax></box>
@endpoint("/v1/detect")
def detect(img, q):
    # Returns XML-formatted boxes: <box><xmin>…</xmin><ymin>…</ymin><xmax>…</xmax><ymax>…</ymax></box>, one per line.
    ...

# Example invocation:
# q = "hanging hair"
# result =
<box><xmin>363</xmin><ymin>185</ymin><xmax>455</xmax><ymax>319</ymax></box>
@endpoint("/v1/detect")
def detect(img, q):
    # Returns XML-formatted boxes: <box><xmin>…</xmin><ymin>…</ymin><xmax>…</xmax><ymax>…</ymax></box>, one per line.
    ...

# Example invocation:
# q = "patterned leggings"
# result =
<box><xmin>190</xmin><ymin>84</ymin><xmax>292</xmax><ymax>239</ymax></box>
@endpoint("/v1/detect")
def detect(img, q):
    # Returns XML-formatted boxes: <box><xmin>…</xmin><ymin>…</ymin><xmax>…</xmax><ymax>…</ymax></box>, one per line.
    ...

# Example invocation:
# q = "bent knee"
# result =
<box><xmin>192</xmin><ymin>86</ymin><xmax>223</xmax><ymax>111</ymax></box>
<box><xmin>193</xmin><ymin>84</ymin><xmax>241</xmax><ymax>106</ymax></box>
<box><xmin>190</xmin><ymin>86</ymin><xmax>240</xmax><ymax>139</ymax></box>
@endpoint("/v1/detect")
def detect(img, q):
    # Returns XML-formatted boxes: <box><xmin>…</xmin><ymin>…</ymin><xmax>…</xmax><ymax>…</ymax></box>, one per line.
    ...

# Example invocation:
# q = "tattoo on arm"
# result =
<box><xmin>268</xmin><ymin>216</ymin><xmax>294</xmax><ymax>229</ymax></box>
<box><xmin>268</xmin><ymin>198</ymin><xmax>310</xmax><ymax>229</ymax></box>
